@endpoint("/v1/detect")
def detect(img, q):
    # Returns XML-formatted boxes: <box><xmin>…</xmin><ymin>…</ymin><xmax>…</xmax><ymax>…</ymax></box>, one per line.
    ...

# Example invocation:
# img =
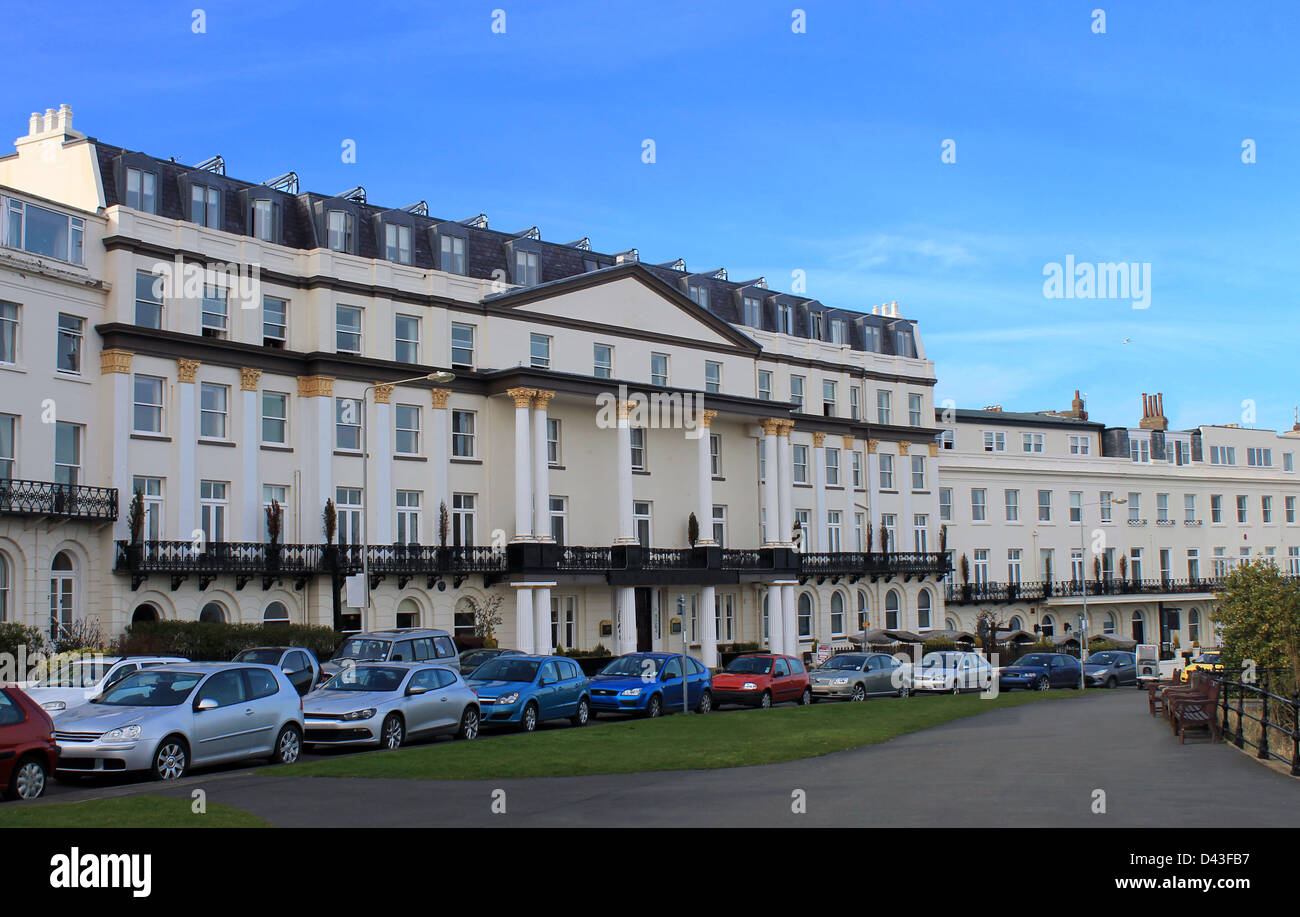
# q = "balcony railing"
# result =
<box><xmin>0</xmin><ymin>479</ymin><xmax>117</xmax><ymax>521</ymax></box>
<box><xmin>944</xmin><ymin>576</ymin><xmax>1229</xmax><ymax>604</ymax></box>
<box><xmin>801</xmin><ymin>551</ymin><xmax>951</xmax><ymax>579</ymax></box>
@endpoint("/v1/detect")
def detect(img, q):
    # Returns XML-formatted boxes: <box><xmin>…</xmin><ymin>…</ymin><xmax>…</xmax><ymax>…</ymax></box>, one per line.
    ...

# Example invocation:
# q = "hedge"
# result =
<box><xmin>0</xmin><ymin>622</ymin><xmax>47</xmax><ymax>661</ymax></box>
<box><xmin>115</xmin><ymin>620</ymin><xmax>345</xmax><ymax>662</ymax></box>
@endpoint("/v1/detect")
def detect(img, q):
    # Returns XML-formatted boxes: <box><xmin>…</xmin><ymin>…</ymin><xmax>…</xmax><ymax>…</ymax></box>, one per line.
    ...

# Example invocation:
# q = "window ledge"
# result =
<box><xmin>260</xmin><ymin>444</ymin><xmax>294</xmax><ymax>453</ymax></box>
<box><xmin>395</xmin><ymin>454</ymin><xmax>427</xmax><ymax>462</ymax></box>
<box><xmin>198</xmin><ymin>438</ymin><xmax>236</xmax><ymax>448</ymax></box>
<box><xmin>131</xmin><ymin>433</ymin><xmax>172</xmax><ymax>442</ymax></box>
<box><xmin>450</xmin><ymin>457</ymin><xmax>482</xmax><ymax>465</ymax></box>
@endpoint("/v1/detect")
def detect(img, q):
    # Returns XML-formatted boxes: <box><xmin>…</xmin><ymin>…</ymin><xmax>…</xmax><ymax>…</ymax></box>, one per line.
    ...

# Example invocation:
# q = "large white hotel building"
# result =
<box><xmin>1</xmin><ymin>107</ymin><xmax>1296</xmax><ymax>663</ymax></box>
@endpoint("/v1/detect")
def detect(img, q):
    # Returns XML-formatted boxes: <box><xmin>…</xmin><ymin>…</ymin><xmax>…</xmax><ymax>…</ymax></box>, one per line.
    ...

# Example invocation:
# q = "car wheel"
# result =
<box><xmin>570</xmin><ymin>697</ymin><xmax>590</xmax><ymax>727</ymax></box>
<box><xmin>645</xmin><ymin>694</ymin><xmax>663</xmax><ymax>719</ymax></box>
<box><xmin>850</xmin><ymin>684</ymin><xmax>866</xmax><ymax>702</ymax></box>
<box><xmin>1035</xmin><ymin>676</ymin><xmax>1050</xmax><ymax>691</ymax></box>
<box><xmin>798</xmin><ymin>688</ymin><xmax>812</xmax><ymax>706</ymax></box>
<box><xmin>381</xmin><ymin>713</ymin><xmax>405</xmax><ymax>749</ymax></box>
<box><xmin>152</xmin><ymin>736</ymin><xmax>189</xmax><ymax>781</ymax></box>
<box><xmin>696</xmin><ymin>689</ymin><xmax>713</xmax><ymax>714</ymax></box>
<box><xmin>271</xmin><ymin>724</ymin><xmax>302</xmax><ymax>765</ymax></box>
<box><xmin>457</xmin><ymin>706</ymin><xmax>480</xmax><ymax>741</ymax></box>
<box><xmin>759</xmin><ymin>691</ymin><xmax>772</xmax><ymax>709</ymax></box>
<box><xmin>951</xmin><ymin>681</ymin><xmax>963</xmax><ymax>695</ymax></box>
<box><xmin>6</xmin><ymin>755</ymin><xmax>47</xmax><ymax>801</ymax></box>
<box><xmin>897</xmin><ymin>684</ymin><xmax>910</xmax><ymax>698</ymax></box>
<box><xmin>520</xmin><ymin>702</ymin><xmax>540</xmax><ymax>732</ymax></box>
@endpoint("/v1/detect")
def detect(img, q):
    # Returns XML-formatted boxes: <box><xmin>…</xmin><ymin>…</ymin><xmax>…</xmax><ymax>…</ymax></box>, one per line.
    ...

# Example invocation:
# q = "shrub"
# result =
<box><xmin>922</xmin><ymin>637</ymin><xmax>958</xmax><ymax>654</ymax></box>
<box><xmin>52</xmin><ymin>618</ymin><xmax>107</xmax><ymax>654</ymax></box>
<box><xmin>0</xmin><ymin>622</ymin><xmax>47</xmax><ymax>663</ymax></box>
<box><xmin>115</xmin><ymin>620</ymin><xmax>344</xmax><ymax>661</ymax></box>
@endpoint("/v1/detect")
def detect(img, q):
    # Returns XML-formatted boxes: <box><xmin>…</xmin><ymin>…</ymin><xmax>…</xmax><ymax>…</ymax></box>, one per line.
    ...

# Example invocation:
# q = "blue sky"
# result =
<box><xmin>6</xmin><ymin>0</ymin><xmax>1298</xmax><ymax>431</ymax></box>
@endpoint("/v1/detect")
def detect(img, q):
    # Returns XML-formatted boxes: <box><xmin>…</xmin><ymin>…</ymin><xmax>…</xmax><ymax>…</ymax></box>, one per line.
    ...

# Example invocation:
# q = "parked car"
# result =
<box><xmin>998</xmin><ymin>653</ymin><xmax>1081</xmax><ymax>691</ymax></box>
<box><xmin>466</xmin><ymin>654</ymin><xmax>591</xmax><ymax>732</ymax></box>
<box><xmin>0</xmin><ymin>686</ymin><xmax>59</xmax><ymax>801</ymax></box>
<box><xmin>303</xmin><ymin>662</ymin><xmax>479</xmax><ymax>749</ymax></box>
<box><xmin>232</xmin><ymin>646</ymin><xmax>321</xmax><ymax>696</ymax></box>
<box><xmin>1179</xmin><ymin>650</ymin><xmax>1223</xmax><ymax>682</ymax></box>
<box><xmin>712</xmin><ymin>653</ymin><xmax>811</xmax><ymax>708</ymax></box>
<box><xmin>51</xmin><ymin>663</ymin><xmax>304</xmax><ymax>781</ymax></box>
<box><xmin>912</xmin><ymin>651</ymin><xmax>993</xmax><ymax>694</ymax></box>
<box><xmin>458</xmin><ymin>647</ymin><xmax>522</xmax><ymax>677</ymax></box>
<box><xmin>588</xmin><ymin>652</ymin><xmax>713</xmax><ymax>717</ymax></box>
<box><xmin>24</xmin><ymin>655</ymin><xmax>189</xmax><ymax>714</ymax></box>
<box><xmin>1083</xmin><ymin>650</ymin><xmax>1138</xmax><ymax>688</ymax></box>
<box><xmin>321</xmin><ymin>629</ymin><xmax>460</xmax><ymax>678</ymax></box>
<box><xmin>809</xmin><ymin>652</ymin><xmax>909</xmax><ymax>701</ymax></box>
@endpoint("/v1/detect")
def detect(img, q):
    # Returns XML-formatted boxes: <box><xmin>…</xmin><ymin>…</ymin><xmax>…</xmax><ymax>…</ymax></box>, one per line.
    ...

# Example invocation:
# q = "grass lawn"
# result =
<box><xmin>271</xmin><ymin>689</ymin><xmax>1077</xmax><ymax>781</ymax></box>
<box><xmin>0</xmin><ymin>796</ymin><xmax>271</xmax><ymax>828</ymax></box>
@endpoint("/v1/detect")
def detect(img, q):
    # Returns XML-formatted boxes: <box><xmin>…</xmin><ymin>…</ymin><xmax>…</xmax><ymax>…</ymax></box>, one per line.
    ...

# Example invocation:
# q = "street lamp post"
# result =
<box><xmin>1076</xmin><ymin>495</ymin><xmax>1126</xmax><ymax>690</ymax></box>
<box><xmin>358</xmin><ymin>371</ymin><xmax>455</xmax><ymax>630</ymax></box>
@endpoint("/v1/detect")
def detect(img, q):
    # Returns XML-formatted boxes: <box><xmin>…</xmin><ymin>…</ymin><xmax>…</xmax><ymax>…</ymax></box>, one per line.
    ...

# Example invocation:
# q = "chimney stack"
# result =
<box><xmin>1139</xmin><ymin>392</ymin><xmax>1168</xmax><ymax>431</ymax></box>
<box><xmin>1066</xmin><ymin>389</ymin><xmax>1088</xmax><ymax>420</ymax></box>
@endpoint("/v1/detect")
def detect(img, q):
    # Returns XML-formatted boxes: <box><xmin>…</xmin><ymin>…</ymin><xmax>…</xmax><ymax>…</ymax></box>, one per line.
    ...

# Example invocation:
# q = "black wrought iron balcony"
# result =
<box><xmin>800</xmin><ymin>551</ymin><xmax>952</xmax><ymax>580</ymax></box>
<box><xmin>944</xmin><ymin>576</ymin><xmax>1228</xmax><ymax>604</ymax></box>
<box><xmin>0</xmin><ymin>478</ymin><xmax>117</xmax><ymax>521</ymax></box>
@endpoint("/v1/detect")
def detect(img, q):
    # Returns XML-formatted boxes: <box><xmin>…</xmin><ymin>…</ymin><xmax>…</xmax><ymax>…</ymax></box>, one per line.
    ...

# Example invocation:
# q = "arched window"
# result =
<box><xmin>49</xmin><ymin>551</ymin><xmax>76</xmax><ymax>640</ymax></box>
<box><xmin>0</xmin><ymin>551</ymin><xmax>10</xmax><ymax>622</ymax></box>
<box><xmin>856</xmin><ymin>590</ymin><xmax>869</xmax><ymax>631</ymax></box>
<box><xmin>1130</xmin><ymin>608</ymin><xmax>1146</xmax><ymax>643</ymax></box>
<box><xmin>797</xmin><ymin>593</ymin><xmax>812</xmax><ymax>638</ymax></box>
<box><xmin>917</xmin><ymin>590</ymin><xmax>933</xmax><ymax>630</ymax></box>
<box><xmin>1188</xmin><ymin>609</ymin><xmax>1201</xmax><ymax>645</ymax></box>
<box><xmin>830</xmin><ymin>592</ymin><xmax>845</xmax><ymax>636</ymax></box>
<box><xmin>1041</xmin><ymin>614</ymin><xmax>1055</xmax><ymax>638</ymax></box>
<box><xmin>263</xmin><ymin>601</ymin><xmax>289</xmax><ymax>625</ymax></box>
<box><xmin>1008</xmin><ymin>615</ymin><xmax>1023</xmax><ymax>632</ymax></box>
<box><xmin>945</xmin><ymin>616</ymin><xmax>958</xmax><ymax>631</ymax></box>
<box><xmin>1103</xmin><ymin>611</ymin><xmax>1117</xmax><ymax>636</ymax></box>
<box><xmin>131</xmin><ymin>603</ymin><xmax>160</xmax><ymax>625</ymax></box>
<box><xmin>885</xmin><ymin>590</ymin><xmax>901</xmax><ymax>630</ymax></box>
<box><xmin>199</xmin><ymin>601</ymin><xmax>226</xmax><ymax>624</ymax></box>
<box><xmin>453</xmin><ymin>597</ymin><xmax>475</xmax><ymax>638</ymax></box>
<box><xmin>396</xmin><ymin>598</ymin><xmax>420</xmax><ymax>630</ymax></box>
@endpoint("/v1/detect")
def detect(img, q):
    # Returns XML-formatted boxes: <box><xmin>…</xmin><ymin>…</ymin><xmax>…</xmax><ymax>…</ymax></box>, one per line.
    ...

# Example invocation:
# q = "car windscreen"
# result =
<box><xmin>1088</xmin><ymin>652</ymin><xmax>1120</xmax><ymax>665</ymax></box>
<box><xmin>471</xmin><ymin>659</ymin><xmax>540</xmax><ymax>682</ymax></box>
<box><xmin>598</xmin><ymin>655</ymin><xmax>663</xmax><ymax>677</ymax></box>
<box><xmin>1195</xmin><ymin>653</ymin><xmax>1221</xmax><ymax>664</ymax></box>
<box><xmin>921</xmin><ymin>652</ymin><xmax>960</xmax><ymax>669</ymax></box>
<box><xmin>234</xmin><ymin>649</ymin><xmax>284</xmax><ymax>665</ymax></box>
<box><xmin>1016</xmin><ymin>655</ymin><xmax>1053</xmax><ymax>667</ymax></box>
<box><xmin>726</xmin><ymin>656</ymin><xmax>773</xmax><ymax>674</ymax></box>
<box><xmin>95</xmin><ymin>670</ymin><xmax>203</xmax><ymax>706</ymax></box>
<box><xmin>322</xmin><ymin>666</ymin><xmax>406</xmax><ymax>692</ymax></box>
<box><xmin>819</xmin><ymin>655</ymin><xmax>867</xmax><ymax>670</ymax></box>
<box><xmin>332</xmin><ymin>639</ymin><xmax>391</xmax><ymax>661</ymax></box>
<box><xmin>37</xmin><ymin>661</ymin><xmax>108</xmax><ymax>687</ymax></box>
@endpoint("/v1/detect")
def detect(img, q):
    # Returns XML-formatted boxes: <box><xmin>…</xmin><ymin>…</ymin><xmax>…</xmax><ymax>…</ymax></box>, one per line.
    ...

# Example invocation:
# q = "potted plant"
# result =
<box><xmin>960</xmin><ymin>552</ymin><xmax>971</xmax><ymax>601</ymax></box>
<box><xmin>1092</xmin><ymin>555</ymin><xmax>1102</xmax><ymax>594</ymax></box>
<box><xmin>438</xmin><ymin>500</ymin><xmax>450</xmax><ymax>565</ymax></box>
<box><xmin>687</xmin><ymin>512</ymin><xmax>699</xmax><ymax>548</ymax></box>
<box><xmin>878</xmin><ymin>520</ymin><xmax>889</xmax><ymax>555</ymax></box>
<box><xmin>1043</xmin><ymin>554</ymin><xmax>1053</xmax><ymax>597</ymax></box>
<box><xmin>1119</xmin><ymin>553</ymin><xmax>1129</xmax><ymax>587</ymax></box>
<box><xmin>265</xmin><ymin>499</ymin><xmax>283</xmax><ymax>572</ymax></box>
<box><xmin>125</xmin><ymin>488</ymin><xmax>145</xmax><ymax>567</ymax></box>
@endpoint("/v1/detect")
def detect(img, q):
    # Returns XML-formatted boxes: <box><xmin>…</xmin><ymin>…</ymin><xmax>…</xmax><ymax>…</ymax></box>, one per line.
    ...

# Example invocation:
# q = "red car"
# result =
<box><xmin>711</xmin><ymin>653</ymin><xmax>811</xmax><ymax>709</ymax></box>
<box><xmin>0</xmin><ymin>685</ymin><xmax>58</xmax><ymax>801</ymax></box>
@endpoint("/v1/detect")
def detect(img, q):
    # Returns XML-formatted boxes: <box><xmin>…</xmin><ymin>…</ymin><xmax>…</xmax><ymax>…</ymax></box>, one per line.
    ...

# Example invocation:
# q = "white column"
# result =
<box><xmin>777</xmin><ymin>421</ymin><xmax>795</xmax><ymax>547</ymax></box>
<box><xmin>842</xmin><ymin>435</ymin><xmax>857</xmax><ymax>550</ymax></box>
<box><xmin>615</xmin><ymin>585</ymin><xmax>637</xmax><ymax>654</ymax></box>
<box><xmin>899</xmin><ymin>442</ymin><xmax>913</xmax><ymax>553</ymax></box>
<box><xmin>766</xmin><ymin>583</ymin><xmax>784</xmax><ymax>653</ymax></box>
<box><xmin>615</xmin><ymin>400</ymin><xmax>636</xmax><ymax>543</ymax></box>
<box><xmin>372</xmin><ymin>385</ymin><xmax>394</xmax><ymax>545</ymax></box>
<box><xmin>240</xmin><ymin>370</ymin><xmax>262</xmax><ymax>541</ymax></box>
<box><xmin>103</xmin><ymin>351</ymin><xmax>132</xmax><ymax>541</ymax></box>
<box><xmin>316</xmin><ymin>387</ymin><xmax>334</xmax><ymax>530</ymax></box>
<box><xmin>812</xmin><ymin>432</ymin><xmax>828</xmax><ymax>552</ymax></box>
<box><xmin>866</xmin><ymin>439</ymin><xmax>881</xmax><ymax>548</ymax></box>
<box><xmin>514</xmin><ymin>585</ymin><xmax>535</xmax><ymax>654</ymax></box>
<box><xmin>508</xmin><ymin>387</ymin><xmax>534</xmax><ymax>541</ymax></box>
<box><xmin>533</xmin><ymin>584</ymin><xmax>554</xmax><ymax>655</ymax></box>
<box><xmin>700</xmin><ymin>584</ymin><xmax>718</xmax><ymax>667</ymax></box>
<box><xmin>695</xmin><ymin>410</ymin><xmax>718</xmax><ymax>544</ymax></box>
<box><xmin>780</xmin><ymin>581</ymin><xmax>797</xmax><ymax>657</ymax></box>
<box><xmin>762</xmin><ymin>421</ymin><xmax>780</xmax><ymax>546</ymax></box>
<box><xmin>176</xmin><ymin>359</ymin><xmax>199</xmax><ymax>539</ymax></box>
<box><xmin>430</xmin><ymin>389</ymin><xmax>451</xmax><ymax>525</ymax></box>
<box><xmin>532</xmin><ymin>391</ymin><xmax>554</xmax><ymax>541</ymax></box>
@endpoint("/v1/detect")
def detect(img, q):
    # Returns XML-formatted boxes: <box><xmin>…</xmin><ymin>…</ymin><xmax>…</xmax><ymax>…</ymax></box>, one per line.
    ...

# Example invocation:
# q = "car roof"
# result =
<box><xmin>356</xmin><ymin>629</ymin><xmax>451</xmax><ymax>638</ymax></box>
<box><xmin>147</xmin><ymin>662</ymin><xmax>281</xmax><ymax>673</ymax></box>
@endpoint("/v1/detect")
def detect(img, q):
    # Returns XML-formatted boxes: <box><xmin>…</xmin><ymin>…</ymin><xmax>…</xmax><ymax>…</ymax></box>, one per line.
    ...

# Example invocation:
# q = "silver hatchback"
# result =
<box><xmin>304</xmin><ymin>662</ymin><xmax>479</xmax><ymax>749</ymax></box>
<box><xmin>52</xmin><ymin>663</ymin><xmax>304</xmax><ymax>781</ymax></box>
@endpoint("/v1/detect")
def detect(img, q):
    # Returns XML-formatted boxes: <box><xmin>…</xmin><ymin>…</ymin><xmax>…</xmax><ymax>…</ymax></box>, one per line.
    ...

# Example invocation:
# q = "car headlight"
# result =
<box><xmin>619</xmin><ymin>688</ymin><xmax>642</xmax><ymax>697</ymax></box>
<box><xmin>498</xmin><ymin>692</ymin><xmax>520</xmax><ymax>705</ymax></box>
<box><xmin>743</xmin><ymin>682</ymin><xmax>758</xmax><ymax>691</ymax></box>
<box><xmin>342</xmin><ymin>708</ymin><xmax>377</xmax><ymax>722</ymax></box>
<box><xmin>101</xmin><ymin>725</ymin><xmax>142</xmax><ymax>743</ymax></box>
<box><xmin>832</xmin><ymin>678</ymin><xmax>850</xmax><ymax>686</ymax></box>
<box><xmin>42</xmin><ymin>701</ymin><xmax>67</xmax><ymax>712</ymax></box>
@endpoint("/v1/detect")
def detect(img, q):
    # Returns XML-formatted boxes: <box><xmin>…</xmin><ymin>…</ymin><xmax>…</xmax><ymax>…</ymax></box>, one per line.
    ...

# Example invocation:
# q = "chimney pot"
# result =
<box><xmin>55</xmin><ymin>104</ymin><xmax>72</xmax><ymax>133</ymax></box>
<box><xmin>43</xmin><ymin>108</ymin><xmax>55</xmax><ymax>132</ymax></box>
<box><xmin>28</xmin><ymin>112</ymin><xmax>40</xmax><ymax>135</ymax></box>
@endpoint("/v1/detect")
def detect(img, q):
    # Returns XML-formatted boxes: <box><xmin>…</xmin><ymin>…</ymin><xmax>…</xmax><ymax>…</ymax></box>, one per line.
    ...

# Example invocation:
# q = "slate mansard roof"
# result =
<box><xmin>92</xmin><ymin>141</ymin><xmax>919</xmax><ymax>359</ymax></box>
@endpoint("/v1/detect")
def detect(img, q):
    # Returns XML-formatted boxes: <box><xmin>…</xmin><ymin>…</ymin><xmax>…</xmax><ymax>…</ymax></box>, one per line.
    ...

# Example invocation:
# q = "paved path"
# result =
<box><xmin>37</xmin><ymin>690</ymin><xmax>1300</xmax><ymax>827</ymax></box>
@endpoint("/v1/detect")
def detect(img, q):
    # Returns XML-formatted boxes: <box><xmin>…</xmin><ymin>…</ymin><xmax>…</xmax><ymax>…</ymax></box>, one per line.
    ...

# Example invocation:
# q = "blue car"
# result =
<box><xmin>588</xmin><ymin>652</ymin><xmax>713</xmax><ymax>718</ymax></box>
<box><xmin>466</xmin><ymin>655</ymin><xmax>591</xmax><ymax>732</ymax></box>
<box><xmin>999</xmin><ymin>652</ymin><xmax>1081</xmax><ymax>691</ymax></box>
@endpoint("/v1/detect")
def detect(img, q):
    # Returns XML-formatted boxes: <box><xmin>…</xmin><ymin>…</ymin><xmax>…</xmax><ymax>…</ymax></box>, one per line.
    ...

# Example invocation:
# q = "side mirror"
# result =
<box><xmin>196</xmin><ymin>697</ymin><xmax>218</xmax><ymax>712</ymax></box>
<box><xmin>406</xmin><ymin>685</ymin><xmax>429</xmax><ymax>696</ymax></box>
<box><xmin>282</xmin><ymin>666</ymin><xmax>295</xmax><ymax>675</ymax></box>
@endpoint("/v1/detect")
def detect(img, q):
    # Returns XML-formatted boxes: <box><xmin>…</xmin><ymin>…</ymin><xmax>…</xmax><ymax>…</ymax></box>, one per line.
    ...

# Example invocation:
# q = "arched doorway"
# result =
<box><xmin>396</xmin><ymin>598</ymin><xmax>421</xmax><ymax>629</ymax></box>
<box><xmin>49</xmin><ymin>551</ymin><xmax>76</xmax><ymax>640</ymax></box>
<box><xmin>199</xmin><ymin>601</ymin><xmax>226</xmax><ymax>624</ymax></box>
<box><xmin>131</xmin><ymin>602</ymin><xmax>160</xmax><ymax>625</ymax></box>
<box><xmin>1131</xmin><ymin>609</ymin><xmax>1146</xmax><ymax>644</ymax></box>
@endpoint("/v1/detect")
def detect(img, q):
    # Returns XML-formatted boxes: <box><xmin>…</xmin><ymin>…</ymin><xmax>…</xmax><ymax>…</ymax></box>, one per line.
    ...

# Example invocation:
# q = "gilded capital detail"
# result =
<box><xmin>532</xmin><ymin>389</ymin><xmax>556</xmax><ymax>410</ymax></box>
<box><xmin>812</xmin><ymin>432</ymin><xmax>827</xmax><ymax>448</ymax></box>
<box><xmin>506</xmin><ymin>387</ymin><xmax>536</xmax><ymax>408</ymax></box>
<box><xmin>616</xmin><ymin>399</ymin><xmax>636</xmax><ymax>420</ymax></box>
<box><xmin>760</xmin><ymin>418</ymin><xmax>783</xmax><ymax>436</ymax></box>
<box><xmin>699</xmin><ymin>409</ymin><xmax>718</xmax><ymax>428</ymax></box>
<box><xmin>373</xmin><ymin>383</ymin><xmax>396</xmax><ymax>405</ymax></box>
<box><xmin>100</xmin><ymin>349</ymin><xmax>133</xmax><ymax>375</ymax></box>
<box><xmin>176</xmin><ymin>358</ymin><xmax>200</xmax><ymax>384</ymax></box>
<box><xmin>842</xmin><ymin>435</ymin><xmax>855</xmax><ymax>450</ymax></box>
<box><xmin>867</xmin><ymin>438</ymin><xmax>880</xmax><ymax>454</ymax></box>
<box><xmin>297</xmin><ymin>375</ymin><xmax>335</xmax><ymax>398</ymax></box>
<box><xmin>429</xmin><ymin>388</ymin><xmax>451</xmax><ymax>410</ymax></box>
<box><xmin>898</xmin><ymin>441</ymin><xmax>912</xmax><ymax>454</ymax></box>
<box><xmin>240</xmin><ymin>368</ymin><xmax>262</xmax><ymax>392</ymax></box>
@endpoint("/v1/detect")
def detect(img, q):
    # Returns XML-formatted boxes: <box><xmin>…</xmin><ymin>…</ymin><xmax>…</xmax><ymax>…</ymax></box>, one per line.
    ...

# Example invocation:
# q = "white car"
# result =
<box><xmin>26</xmin><ymin>656</ymin><xmax>188</xmax><ymax>715</ymax></box>
<box><xmin>911</xmin><ymin>651</ymin><xmax>993</xmax><ymax>694</ymax></box>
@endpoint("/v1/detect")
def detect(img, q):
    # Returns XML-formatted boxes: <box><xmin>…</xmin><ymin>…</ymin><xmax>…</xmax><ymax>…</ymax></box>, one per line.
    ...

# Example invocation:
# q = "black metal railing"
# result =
<box><xmin>0</xmin><ymin>478</ymin><xmax>117</xmax><ymax>521</ymax></box>
<box><xmin>1218</xmin><ymin>669</ymin><xmax>1300</xmax><ymax>776</ymax></box>
<box><xmin>801</xmin><ymin>551</ymin><xmax>951</xmax><ymax>578</ymax></box>
<box><xmin>945</xmin><ymin>576</ymin><xmax>1226</xmax><ymax>604</ymax></box>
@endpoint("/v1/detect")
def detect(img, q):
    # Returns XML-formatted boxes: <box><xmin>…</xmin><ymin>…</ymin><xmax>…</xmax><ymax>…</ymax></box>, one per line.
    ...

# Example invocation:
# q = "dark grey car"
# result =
<box><xmin>1083</xmin><ymin>650</ymin><xmax>1138</xmax><ymax>688</ymax></box>
<box><xmin>810</xmin><ymin>653</ymin><xmax>909</xmax><ymax>701</ymax></box>
<box><xmin>321</xmin><ymin>629</ymin><xmax>460</xmax><ymax>678</ymax></box>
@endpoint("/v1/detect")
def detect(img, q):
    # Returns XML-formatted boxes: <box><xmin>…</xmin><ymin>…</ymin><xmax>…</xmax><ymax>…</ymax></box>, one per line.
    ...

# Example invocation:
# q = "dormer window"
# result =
<box><xmin>439</xmin><ymin>234</ymin><xmax>466</xmax><ymax>274</ymax></box>
<box><xmin>385</xmin><ymin>223</ymin><xmax>412</xmax><ymax>264</ymax></box>
<box><xmin>514</xmin><ymin>250</ymin><xmax>540</xmax><ymax>286</ymax></box>
<box><xmin>190</xmin><ymin>184</ymin><xmax>221</xmax><ymax>229</ymax></box>
<box><xmin>862</xmin><ymin>324</ymin><xmax>881</xmax><ymax>352</ymax></box>
<box><xmin>4</xmin><ymin>198</ymin><xmax>84</xmax><ymax>265</ymax></box>
<box><xmin>125</xmin><ymin>168</ymin><xmax>158</xmax><ymax>214</ymax></box>
<box><xmin>810</xmin><ymin>312</ymin><xmax>823</xmax><ymax>339</ymax></box>
<box><xmin>777</xmin><ymin>304</ymin><xmax>794</xmax><ymax>334</ymax></box>
<box><xmin>688</xmin><ymin>285</ymin><xmax>709</xmax><ymax>308</ymax></box>
<box><xmin>830</xmin><ymin>319</ymin><xmax>846</xmax><ymax>344</ymax></box>
<box><xmin>251</xmin><ymin>199</ymin><xmax>279</xmax><ymax>243</ymax></box>
<box><xmin>327</xmin><ymin>211</ymin><xmax>355</xmax><ymax>253</ymax></box>
<box><xmin>742</xmin><ymin>296</ymin><xmax>761</xmax><ymax>327</ymax></box>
